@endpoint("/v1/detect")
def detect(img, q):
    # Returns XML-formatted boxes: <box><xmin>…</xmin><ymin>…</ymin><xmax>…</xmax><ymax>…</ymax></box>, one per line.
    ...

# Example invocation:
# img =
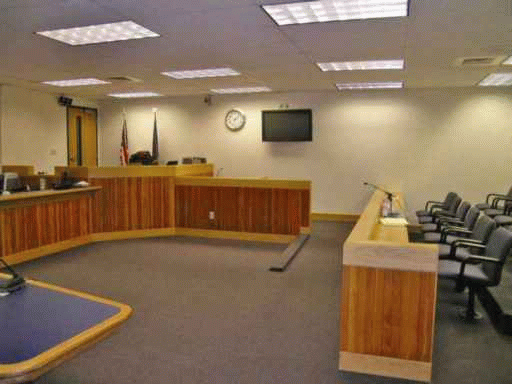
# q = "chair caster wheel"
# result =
<box><xmin>458</xmin><ymin>308</ymin><xmax>483</xmax><ymax>321</ymax></box>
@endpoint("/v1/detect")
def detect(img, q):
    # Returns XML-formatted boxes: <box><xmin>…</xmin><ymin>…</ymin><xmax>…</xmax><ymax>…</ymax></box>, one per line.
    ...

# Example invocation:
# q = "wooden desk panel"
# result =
<box><xmin>0</xmin><ymin>188</ymin><xmax>100</xmax><ymax>265</ymax></box>
<box><xmin>340</xmin><ymin>191</ymin><xmax>438</xmax><ymax>382</ymax></box>
<box><xmin>341</xmin><ymin>266</ymin><xmax>436</xmax><ymax>361</ymax></box>
<box><xmin>90</xmin><ymin>176</ymin><xmax>172</xmax><ymax>233</ymax></box>
<box><xmin>175</xmin><ymin>185</ymin><xmax>309</xmax><ymax>235</ymax></box>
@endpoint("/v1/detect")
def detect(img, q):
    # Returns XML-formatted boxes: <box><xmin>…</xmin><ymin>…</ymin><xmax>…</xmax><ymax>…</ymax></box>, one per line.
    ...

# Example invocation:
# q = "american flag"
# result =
<box><xmin>120</xmin><ymin>117</ymin><xmax>129</xmax><ymax>166</ymax></box>
<box><xmin>152</xmin><ymin>111</ymin><xmax>159</xmax><ymax>161</ymax></box>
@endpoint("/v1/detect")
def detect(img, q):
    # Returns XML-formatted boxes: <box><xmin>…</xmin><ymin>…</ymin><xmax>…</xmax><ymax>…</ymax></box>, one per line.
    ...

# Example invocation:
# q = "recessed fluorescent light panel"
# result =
<box><xmin>108</xmin><ymin>92</ymin><xmax>161</xmax><ymax>98</ymax></box>
<box><xmin>478</xmin><ymin>73</ymin><xmax>512</xmax><ymax>86</ymax></box>
<box><xmin>42</xmin><ymin>78</ymin><xmax>110</xmax><ymax>87</ymax></box>
<box><xmin>336</xmin><ymin>81</ymin><xmax>404</xmax><ymax>90</ymax></box>
<box><xmin>210</xmin><ymin>86</ymin><xmax>272</xmax><ymax>94</ymax></box>
<box><xmin>262</xmin><ymin>0</ymin><xmax>409</xmax><ymax>26</ymax></box>
<box><xmin>317</xmin><ymin>59</ymin><xmax>404</xmax><ymax>71</ymax></box>
<box><xmin>502</xmin><ymin>56</ymin><xmax>512</xmax><ymax>65</ymax></box>
<box><xmin>37</xmin><ymin>21</ymin><xmax>159</xmax><ymax>46</ymax></box>
<box><xmin>161</xmin><ymin>68</ymin><xmax>240</xmax><ymax>79</ymax></box>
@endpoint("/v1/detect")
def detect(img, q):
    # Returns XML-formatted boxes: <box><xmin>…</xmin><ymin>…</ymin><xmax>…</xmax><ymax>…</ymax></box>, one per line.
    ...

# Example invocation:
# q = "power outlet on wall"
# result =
<box><xmin>209</xmin><ymin>211</ymin><xmax>215</xmax><ymax>220</ymax></box>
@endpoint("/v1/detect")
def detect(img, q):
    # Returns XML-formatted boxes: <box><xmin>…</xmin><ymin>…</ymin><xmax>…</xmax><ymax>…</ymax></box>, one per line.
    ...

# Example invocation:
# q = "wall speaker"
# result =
<box><xmin>58</xmin><ymin>96</ymin><xmax>73</xmax><ymax>106</ymax></box>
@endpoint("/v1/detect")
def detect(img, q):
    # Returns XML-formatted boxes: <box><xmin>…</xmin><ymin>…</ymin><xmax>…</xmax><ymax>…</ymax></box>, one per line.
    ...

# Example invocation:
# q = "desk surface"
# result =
<box><xmin>0</xmin><ymin>186</ymin><xmax>101</xmax><ymax>205</ymax></box>
<box><xmin>0</xmin><ymin>274</ymin><xmax>132</xmax><ymax>383</ymax></box>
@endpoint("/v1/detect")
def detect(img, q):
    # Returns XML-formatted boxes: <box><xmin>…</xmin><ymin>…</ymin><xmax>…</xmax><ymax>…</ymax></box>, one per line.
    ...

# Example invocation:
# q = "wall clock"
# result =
<box><xmin>225</xmin><ymin>109</ymin><xmax>246</xmax><ymax>131</ymax></box>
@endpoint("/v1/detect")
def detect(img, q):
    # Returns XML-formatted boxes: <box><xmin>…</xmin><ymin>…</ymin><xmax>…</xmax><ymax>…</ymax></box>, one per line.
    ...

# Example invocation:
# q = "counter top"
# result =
<box><xmin>0</xmin><ymin>187</ymin><xmax>101</xmax><ymax>205</ymax></box>
<box><xmin>55</xmin><ymin>164</ymin><xmax>214</xmax><ymax>178</ymax></box>
<box><xmin>176</xmin><ymin>176</ymin><xmax>311</xmax><ymax>189</ymax></box>
<box><xmin>343</xmin><ymin>190</ymin><xmax>438</xmax><ymax>273</ymax></box>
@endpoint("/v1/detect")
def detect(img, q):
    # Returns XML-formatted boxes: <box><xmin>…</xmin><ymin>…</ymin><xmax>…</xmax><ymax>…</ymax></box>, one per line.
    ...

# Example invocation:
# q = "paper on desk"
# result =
<box><xmin>380</xmin><ymin>217</ymin><xmax>408</xmax><ymax>226</ymax></box>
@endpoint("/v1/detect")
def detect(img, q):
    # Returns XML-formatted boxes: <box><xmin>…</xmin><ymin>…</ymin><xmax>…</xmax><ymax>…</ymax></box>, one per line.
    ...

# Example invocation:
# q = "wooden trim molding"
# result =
<box><xmin>311</xmin><ymin>212</ymin><xmax>359</xmax><ymax>223</ymax></box>
<box><xmin>0</xmin><ymin>274</ymin><xmax>132</xmax><ymax>384</ymax></box>
<box><xmin>91</xmin><ymin>228</ymin><xmax>176</xmax><ymax>242</ymax></box>
<box><xmin>174</xmin><ymin>228</ymin><xmax>296</xmax><ymax>244</ymax></box>
<box><xmin>176</xmin><ymin>176</ymin><xmax>311</xmax><ymax>190</ymax></box>
<box><xmin>3</xmin><ymin>236</ymin><xmax>92</xmax><ymax>266</ymax></box>
<box><xmin>86</xmin><ymin>164</ymin><xmax>214</xmax><ymax>178</ymax></box>
<box><xmin>0</xmin><ymin>187</ymin><xmax>101</xmax><ymax>206</ymax></box>
<box><xmin>5</xmin><ymin>228</ymin><xmax>298</xmax><ymax>266</ymax></box>
<box><xmin>343</xmin><ymin>241</ymin><xmax>439</xmax><ymax>273</ymax></box>
<box><xmin>300</xmin><ymin>227</ymin><xmax>311</xmax><ymax>235</ymax></box>
<box><xmin>339</xmin><ymin>352</ymin><xmax>431</xmax><ymax>383</ymax></box>
<box><xmin>1</xmin><ymin>165</ymin><xmax>35</xmax><ymax>176</ymax></box>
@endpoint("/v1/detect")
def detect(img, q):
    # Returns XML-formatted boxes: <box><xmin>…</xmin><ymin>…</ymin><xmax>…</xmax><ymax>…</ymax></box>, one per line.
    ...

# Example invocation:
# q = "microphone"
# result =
<box><xmin>363</xmin><ymin>182</ymin><xmax>394</xmax><ymax>199</ymax></box>
<box><xmin>0</xmin><ymin>258</ymin><xmax>25</xmax><ymax>293</ymax></box>
<box><xmin>363</xmin><ymin>182</ymin><xmax>400</xmax><ymax>217</ymax></box>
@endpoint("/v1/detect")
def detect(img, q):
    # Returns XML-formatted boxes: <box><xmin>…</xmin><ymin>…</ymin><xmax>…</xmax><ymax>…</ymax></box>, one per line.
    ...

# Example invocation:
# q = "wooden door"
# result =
<box><xmin>67</xmin><ymin>106</ymin><xmax>98</xmax><ymax>166</ymax></box>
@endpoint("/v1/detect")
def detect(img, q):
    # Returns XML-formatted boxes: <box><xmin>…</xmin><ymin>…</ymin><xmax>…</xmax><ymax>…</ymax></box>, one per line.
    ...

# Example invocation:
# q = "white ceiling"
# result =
<box><xmin>0</xmin><ymin>0</ymin><xmax>511</xmax><ymax>99</ymax></box>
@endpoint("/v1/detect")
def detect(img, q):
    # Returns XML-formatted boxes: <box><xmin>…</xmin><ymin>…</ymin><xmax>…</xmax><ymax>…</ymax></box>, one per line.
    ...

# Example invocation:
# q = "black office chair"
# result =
<box><xmin>438</xmin><ymin>227</ymin><xmax>512</xmax><ymax>320</ymax></box>
<box><xmin>426</xmin><ymin>213</ymin><xmax>495</xmax><ymax>252</ymax></box>
<box><xmin>483</xmin><ymin>195</ymin><xmax>512</xmax><ymax>218</ymax></box>
<box><xmin>493</xmin><ymin>213</ymin><xmax>512</xmax><ymax>228</ymax></box>
<box><xmin>416</xmin><ymin>192</ymin><xmax>458</xmax><ymax>217</ymax></box>
<box><xmin>421</xmin><ymin>201</ymin><xmax>471</xmax><ymax>233</ymax></box>
<box><xmin>476</xmin><ymin>186</ymin><xmax>512</xmax><ymax>210</ymax></box>
<box><xmin>418</xmin><ymin>194</ymin><xmax>462</xmax><ymax>224</ymax></box>
<box><xmin>438</xmin><ymin>215</ymin><xmax>496</xmax><ymax>262</ymax></box>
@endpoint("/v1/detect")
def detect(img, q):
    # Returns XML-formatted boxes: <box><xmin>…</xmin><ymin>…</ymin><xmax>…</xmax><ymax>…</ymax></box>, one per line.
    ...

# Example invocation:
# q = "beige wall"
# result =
<box><xmin>100</xmin><ymin>87</ymin><xmax>512</xmax><ymax>215</ymax></box>
<box><xmin>0</xmin><ymin>85</ymin><xmax>97</xmax><ymax>174</ymax></box>
<box><xmin>99</xmin><ymin>100</ymin><xmax>197</xmax><ymax>167</ymax></box>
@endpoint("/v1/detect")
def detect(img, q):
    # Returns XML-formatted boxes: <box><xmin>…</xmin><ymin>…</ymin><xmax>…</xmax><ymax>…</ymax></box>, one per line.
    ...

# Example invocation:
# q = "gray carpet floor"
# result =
<box><xmin>10</xmin><ymin>222</ymin><xmax>512</xmax><ymax>384</ymax></box>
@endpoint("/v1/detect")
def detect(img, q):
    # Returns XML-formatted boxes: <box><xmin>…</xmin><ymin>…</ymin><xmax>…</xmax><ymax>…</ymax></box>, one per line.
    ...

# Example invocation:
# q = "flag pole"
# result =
<box><xmin>152</xmin><ymin>108</ymin><xmax>159</xmax><ymax>163</ymax></box>
<box><xmin>120</xmin><ymin>109</ymin><xmax>129</xmax><ymax>166</ymax></box>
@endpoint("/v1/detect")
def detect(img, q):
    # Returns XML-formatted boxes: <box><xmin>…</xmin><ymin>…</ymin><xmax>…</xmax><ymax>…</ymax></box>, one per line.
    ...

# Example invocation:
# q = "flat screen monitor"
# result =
<box><xmin>262</xmin><ymin>109</ymin><xmax>312</xmax><ymax>142</ymax></box>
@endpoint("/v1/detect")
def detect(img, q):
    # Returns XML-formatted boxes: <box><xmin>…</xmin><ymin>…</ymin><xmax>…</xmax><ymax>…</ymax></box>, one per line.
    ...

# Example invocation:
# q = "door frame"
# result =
<box><xmin>66</xmin><ymin>106</ymin><xmax>99</xmax><ymax>166</ymax></box>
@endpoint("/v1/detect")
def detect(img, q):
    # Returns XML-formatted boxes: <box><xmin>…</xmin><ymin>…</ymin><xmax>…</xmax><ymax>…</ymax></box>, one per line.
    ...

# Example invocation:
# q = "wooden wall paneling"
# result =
<box><xmin>90</xmin><ymin>176</ymin><xmax>172</xmax><ymax>233</ymax></box>
<box><xmin>168</xmin><ymin>178</ymin><xmax>175</xmax><ymax>228</ymax></box>
<box><xmin>0</xmin><ymin>195</ymin><xmax>95</xmax><ymax>258</ymax></box>
<box><xmin>217</xmin><ymin>186</ymin><xmax>239</xmax><ymax>232</ymax></box>
<box><xmin>175</xmin><ymin>184</ymin><xmax>308</xmax><ymax>235</ymax></box>
<box><xmin>4</xmin><ymin>210</ymin><xmax>12</xmax><ymax>256</ymax></box>
<box><xmin>175</xmin><ymin>185</ymin><xmax>184</xmax><ymax>228</ymax></box>
<box><xmin>27</xmin><ymin>205</ymin><xmax>39</xmax><ymax>250</ymax></box>
<box><xmin>341</xmin><ymin>266</ymin><xmax>435</xmax><ymax>362</ymax></box>
<box><xmin>191</xmin><ymin>185</ymin><xmax>209</xmax><ymax>229</ymax></box>
<box><xmin>142</xmin><ymin>177</ymin><xmax>151</xmax><ymax>229</ymax></box>
<box><xmin>152</xmin><ymin>178</ymin><xmax>160</xmax><ymax>228</ymax></box>
<box><xmin>89</xmin><ymin>189</ymin><xmax>101</xmax><ymax>233</ymax></box>
<box><xmin>271</xmin><ymin>189</ymin><xmax>287</xmax><ymax>234</ymax></box>
<box><xmin>301</xmin><ymin>189</ymin><xmax>310</xmax><ymax>228</ymax></box>
<box><xmin>0</xmin><ymin>211</ymin><xmax>4</xmax><ymax>257</ymax></box>
<box><xmin>287</xmin><ymin>190</ymin><xmax>301</xmax><ymax>235</ymax></box>
<box><xmin>240</xmin><ymin>187</ymin><xmax>272</xmax><ymax>234</ymax></box>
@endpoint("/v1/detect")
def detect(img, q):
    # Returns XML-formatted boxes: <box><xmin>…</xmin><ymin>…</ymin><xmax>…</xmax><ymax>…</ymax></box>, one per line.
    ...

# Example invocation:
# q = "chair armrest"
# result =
<box><xmin>491</xmin><ymin>195</ymin><xmax>512</xmax><ymax>208</ymax></box>
<box><xmin>440</xmin><ymin>217</ymin><xmax>464</xmax><ymax>225</ymax></box>
<box><xmin>440</xmin><ymin>226</ymin><xmax>471</xmax><ymax>243</ymax></box>
<box><xmin>425</xmin><ymin>200</ymin><xmax>443</xmax><ymax>211</ymax></box>
<box><xmin>449</xmin><ymin>240</ymin><xmax>483</xmax><ymax>258</ymax></box>
<box><xmin>462</xmin><ymin>255</ymin><xmax>500</xmax><ymax>265</ymax></box>
<box><xmin>457</xmin><ymin>255</ymin><xmax>500</xmax><ymax>280</ymax></box>
<box><xmin>452</xmin><ymin>239</ymin><xmax>484</xmax><ymax>248</ymax></box>
<box><xmin>435</xmin><ymin>210</ymin><xmax>455</xmax><ymax>218</ymax></box>
<box><xmin>441</xmin><ymin>226</ymin><xmax>471</xmax><ymax>235</ymax></box>
<box><xmin>486</xmin><ymin>193</ymin><xmax>499</xmax><ymax>205</ymax></box>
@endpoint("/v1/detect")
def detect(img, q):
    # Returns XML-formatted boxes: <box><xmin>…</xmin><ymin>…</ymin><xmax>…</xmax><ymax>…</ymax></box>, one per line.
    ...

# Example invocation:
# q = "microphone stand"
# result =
<box><xmin>363</xmin><ymin>182</ymin><xmax>398</xmax><ymax>217</ymax></box>
<box><xmin>0</xmin><ymin>258</ymin><xmax>25</xmax><ymax>293</ymax></box>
